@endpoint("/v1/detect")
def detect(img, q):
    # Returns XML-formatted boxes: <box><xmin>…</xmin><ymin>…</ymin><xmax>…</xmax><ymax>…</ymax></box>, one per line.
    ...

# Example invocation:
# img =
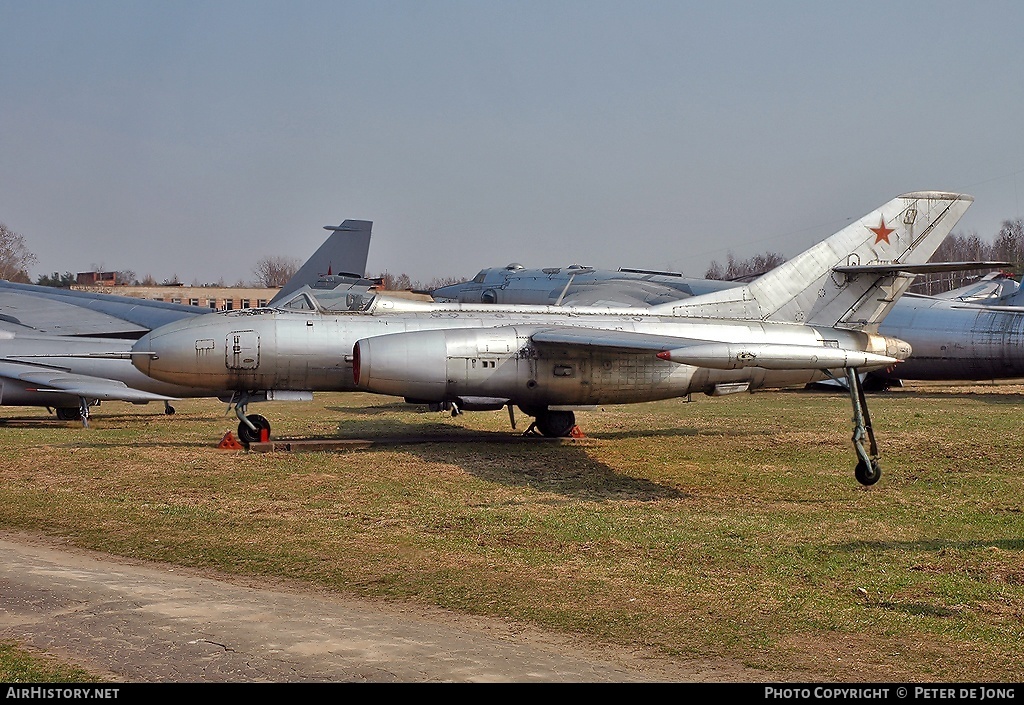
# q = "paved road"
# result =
<box><xmin>0</xmin><ymin>533</ymin><xmax>761</xmax><ymax>683</ymax></box>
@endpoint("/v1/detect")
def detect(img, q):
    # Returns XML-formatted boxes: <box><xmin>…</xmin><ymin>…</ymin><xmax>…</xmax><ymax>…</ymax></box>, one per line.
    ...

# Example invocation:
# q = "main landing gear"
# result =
<box><xmin>843</xmin><ymin>367</ymin><xmax>882</xmax><ymax>486</ymax></box>
<box><xmin>519</xmin><ymin>406</ymin><xmax>577</xmax><ymax>438</ymax></box>
<box><xmin>424</xmin><ymin>401</ymin><xmax>579</xmax><ymax>439</ymax></box>
<box><xmin>54</xmin><ymin>397</ymin><xmax>94</xmax><ymax>428</ymax></box>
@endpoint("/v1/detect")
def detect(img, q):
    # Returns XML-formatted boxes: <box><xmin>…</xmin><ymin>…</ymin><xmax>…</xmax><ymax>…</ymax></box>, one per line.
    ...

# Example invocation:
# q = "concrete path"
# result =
<box><xmin>0</xmin><ymin>533</ymin><xmax>757</xmax><ymax>683</ymax></box>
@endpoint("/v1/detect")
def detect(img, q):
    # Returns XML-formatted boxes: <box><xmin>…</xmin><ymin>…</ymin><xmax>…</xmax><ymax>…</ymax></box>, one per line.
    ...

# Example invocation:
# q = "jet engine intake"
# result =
<box><xmin>353</xmin><ymin>327</ymin><xmax>521</xmax><ymax>402</ymax></box>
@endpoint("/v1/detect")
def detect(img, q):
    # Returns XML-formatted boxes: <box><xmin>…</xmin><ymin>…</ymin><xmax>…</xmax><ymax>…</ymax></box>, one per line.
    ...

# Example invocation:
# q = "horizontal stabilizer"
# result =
<box><xmin>655</xmin><ymin>343</ymin><xmax>900</xmax><ymax>371</ymax></box>
<box><xmin>833</xmin><ymin>261</ymin><xmax>1011</xmax><ymax>275</ymax></box>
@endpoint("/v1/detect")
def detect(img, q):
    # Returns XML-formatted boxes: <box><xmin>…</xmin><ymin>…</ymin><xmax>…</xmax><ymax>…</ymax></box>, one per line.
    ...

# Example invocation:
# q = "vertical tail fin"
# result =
<box><xmin>653</xmin><ymin>192</ymin><xmax>973</xmax><ymax>331</ymax></box>
<box><xmin>269</xmin><ymin>219</ymin><xmax>373</xmax><ymax>305</ymax></box>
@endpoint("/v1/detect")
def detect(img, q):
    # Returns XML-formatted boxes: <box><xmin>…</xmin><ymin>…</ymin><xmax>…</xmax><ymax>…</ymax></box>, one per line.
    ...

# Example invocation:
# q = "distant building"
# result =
<box><xmin>71</xmin><ymin>284</ymin><xmax>278</xmax><ymax>311</ymax></box>
<box><xmin>68</xmin><ymin>281</ymin><xmax>426</xmax><ymax>311</ymax></box>
<box><xmin>76</xmin><ymin>271</ymin><xmax>119</xmax><ymax>286</ymax></box>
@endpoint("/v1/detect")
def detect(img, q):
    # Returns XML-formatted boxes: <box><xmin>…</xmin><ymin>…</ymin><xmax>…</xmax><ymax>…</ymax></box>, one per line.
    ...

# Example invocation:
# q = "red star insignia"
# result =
<box><xmin>869</xmin><ymin>217</ymin><xmax>894</xmax><ymax>245</ymax></box>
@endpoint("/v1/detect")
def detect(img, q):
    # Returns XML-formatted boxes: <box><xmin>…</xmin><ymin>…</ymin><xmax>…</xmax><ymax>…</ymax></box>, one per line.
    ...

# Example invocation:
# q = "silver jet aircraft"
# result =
<box><xmin>0</xmin><ymin>220</ymin><xmax>376</xmax><ymax>424</ymax></box>
<box><xmin>129</xmin><ymin>192</ymin><xmax>973</xmax><ymax>486</ymax></box>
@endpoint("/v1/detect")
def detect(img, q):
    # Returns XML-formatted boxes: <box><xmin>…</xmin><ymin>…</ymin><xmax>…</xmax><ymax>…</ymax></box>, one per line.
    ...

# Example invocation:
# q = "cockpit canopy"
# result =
<box><xmin>275</xmin><ymin>286</ymin><xmax>377</xmax><ymax>313</ymax></box>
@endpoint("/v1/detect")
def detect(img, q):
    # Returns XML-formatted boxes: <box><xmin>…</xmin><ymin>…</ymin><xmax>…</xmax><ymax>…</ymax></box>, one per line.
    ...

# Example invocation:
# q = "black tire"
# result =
<box><xmin>535</xmin><ymin>410</ymin><xmax>576</xmax><ymax>438</ymax></box>
<box><xmin>55</xmin><ymin>407</ymin><xmax>81</xmax><ymax>421</ymax></box>
<box><xmin>165</xmin><ymin>405</ymin><xmax>176</xmax><ymax>415</ymax></box>
<box><xmin>237</xmin><ymin>414</ymin><xmax>271</xmax><ymax>446</ymax></box>
<box><xmin>855</xmin><ymin>458</ymin><xmax>882</xmax><ymax>486</ymax></box>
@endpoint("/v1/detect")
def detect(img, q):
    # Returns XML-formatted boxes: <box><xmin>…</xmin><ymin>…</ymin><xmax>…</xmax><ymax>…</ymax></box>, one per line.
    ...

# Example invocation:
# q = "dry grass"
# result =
<box><xmin>1</xmin><ymin>382</ymin><xmax>1023</xmax><ymax>682</ymax></box>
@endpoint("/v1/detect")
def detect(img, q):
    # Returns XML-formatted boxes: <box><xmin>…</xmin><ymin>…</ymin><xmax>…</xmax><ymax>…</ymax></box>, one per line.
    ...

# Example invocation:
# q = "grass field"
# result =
<box><xmin>1</xmin><ymin>382</ymin><xmax>1022</xmax><ymax>682</ymax></box>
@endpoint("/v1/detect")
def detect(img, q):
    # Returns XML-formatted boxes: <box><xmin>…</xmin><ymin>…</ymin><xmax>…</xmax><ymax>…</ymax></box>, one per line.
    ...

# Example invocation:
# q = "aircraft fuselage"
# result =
<box><xmin>875</xmin><ymin>296</ymin><xmax>1024</xmax><ymax>381</ymax></box>
<box><xmin>131</xmin><ymin>300</ymin><xmax>906</xmax><ymax>408</ymax></box>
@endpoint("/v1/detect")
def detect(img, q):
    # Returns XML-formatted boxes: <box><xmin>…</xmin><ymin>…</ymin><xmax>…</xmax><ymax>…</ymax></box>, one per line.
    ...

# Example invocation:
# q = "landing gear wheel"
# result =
<box><xmin>164</xmin><ymin>404</ymin><xmax>176</xmax><ymax>415</ymax></box>
<box><xmin>237</xmin><ymin>414</ymin><xmax>271</xmax><ymax>446</ymax></box>
<box><xmin>55</xmin><ymin>407</ymin><xmax>81</xmax><ymax>421</ymax></box>
<box><xmin>855</xmin><ymin>458</ymin><xmax>882</xmax><ymax>486</ymax></box>
<box><xmin>535</xmin><ymin>410</ymin><xmax>576</xmax><ymax>438</ymax></box>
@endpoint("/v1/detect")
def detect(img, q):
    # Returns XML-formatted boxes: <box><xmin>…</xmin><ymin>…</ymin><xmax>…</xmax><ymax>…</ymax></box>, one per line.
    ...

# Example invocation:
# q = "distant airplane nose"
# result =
<box><xmin>130</xmin><ymin>332</ymin><xmax>155</xmax><ymax>377</ymax></box>
<box><xmin>130</xmin><ymin>326</ymin><xmax>195</xmax><ymax>385</ymax></box>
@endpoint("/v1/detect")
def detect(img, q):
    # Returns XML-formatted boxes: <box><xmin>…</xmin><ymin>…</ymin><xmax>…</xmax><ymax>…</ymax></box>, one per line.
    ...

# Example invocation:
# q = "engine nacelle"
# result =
<box><xmin>353</xmin><ymin>327</ymin><xmax>523</xmax><ymax>402</ymax></box>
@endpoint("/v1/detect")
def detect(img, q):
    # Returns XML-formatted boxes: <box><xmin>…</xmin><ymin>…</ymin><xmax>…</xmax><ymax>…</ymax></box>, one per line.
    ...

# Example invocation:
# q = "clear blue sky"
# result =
<box><xmin>2</xmin><ymin>0</ymin><xmax>1023</xmax><ymax>286</ymax></box>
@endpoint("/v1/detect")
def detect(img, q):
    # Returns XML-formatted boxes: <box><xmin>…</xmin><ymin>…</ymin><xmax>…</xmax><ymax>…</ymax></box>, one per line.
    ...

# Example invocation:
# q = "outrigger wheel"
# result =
<box><xmin>855</xmin><ymin>458</ymin><xmax>882</xmax><ymax>486</ymax></box>
<box><xmin>237</xmin><ymin>414</ymin><xmax>271</xmax><ymax>446</ymax></box>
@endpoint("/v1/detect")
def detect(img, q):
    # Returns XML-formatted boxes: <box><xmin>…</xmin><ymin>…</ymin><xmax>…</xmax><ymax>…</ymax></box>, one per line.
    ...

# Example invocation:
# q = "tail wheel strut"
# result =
<box><xmin>845</xmin><ymin>367</ymin><xmax>881</xmax><ymax>486</ymax></box>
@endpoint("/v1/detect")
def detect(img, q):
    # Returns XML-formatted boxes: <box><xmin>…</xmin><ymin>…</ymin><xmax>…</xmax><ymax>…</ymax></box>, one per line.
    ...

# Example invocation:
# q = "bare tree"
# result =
<box><xmin>0</xmin><ymin>222</ymin><xmax>38</xmax><ymax>283</ymax></box>
<box><xmin>253</xmin><ymin>255</ymin><xmax>300</xmax><ymax>288</ymax></box>
<box><xmin>424</xmin><ymin>275</ymin><xmax>468</xmax><ymax>290</ymax></box>
<box><xmin>704</xmin><ymin>250</ymin><xmax>786</xmax><ymax>281</ymax></box>
<box><xmin>992</xmin><ymin>218</ymin><xmax>1024</xmax><ymax>274</ymax></box>
<box><xmin>911</xmin><ymin>223</ymin><xmax>1024</xmax><ymax>295</ymax></box>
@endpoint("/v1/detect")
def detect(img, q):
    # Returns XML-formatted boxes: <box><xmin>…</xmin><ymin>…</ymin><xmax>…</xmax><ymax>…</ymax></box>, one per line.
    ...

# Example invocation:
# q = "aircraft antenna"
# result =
<box><xmin>554</xmin><ymin>273</ymin><xmax>577</xmax><ymax>306</ymax></box>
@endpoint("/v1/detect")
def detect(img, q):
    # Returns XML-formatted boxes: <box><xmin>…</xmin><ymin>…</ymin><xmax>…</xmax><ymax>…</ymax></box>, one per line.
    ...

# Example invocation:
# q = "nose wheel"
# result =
<box><xmin>232</xmin><ymin>396</ymin><xmax>271</xmax><ymax>446</ymax></box>
<box><xmin>237</xmin><ymin>414</ymin><xmax>271</xmax><ymax>446</ymax></box>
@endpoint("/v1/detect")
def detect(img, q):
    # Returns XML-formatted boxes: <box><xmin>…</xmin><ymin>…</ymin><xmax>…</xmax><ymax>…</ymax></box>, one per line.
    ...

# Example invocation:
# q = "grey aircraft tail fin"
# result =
<box><xmin>651</xmin><ymin>192</ymin><xmax>973</xmax><ymax>332</ymax></box>
<box><xmin>269</xmin><ymin>219</ymin><xmax>373</xmax><ymax>305</ymax></box>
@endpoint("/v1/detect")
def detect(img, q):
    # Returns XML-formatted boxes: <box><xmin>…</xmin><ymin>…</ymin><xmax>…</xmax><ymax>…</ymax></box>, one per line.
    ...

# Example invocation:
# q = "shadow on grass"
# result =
<box><xmin>0</xmin><ymin>411</ymin><xmax>172</xmax><ymax>427</ymax></box>
<box><xmin>316</xmin><ymin>413</ymin><xmax>687</xmax><ymax>502</ymax></box>
<box><xmin>881</xmin><ymin>391</ymin><xmax>1024</xmax><ymax>406</ymax></box>
<box><xmin>867</xmin><ymin>601</ymin><xmax>963</xmax><ymax>618</ymax></box>
<box><xmin>833</xmin><ymin>538</ymin><xmax>1024</xmax><ymax>552</ymax></box>
<box><xmin>407</xmin><ymin>441</ymin><xmax>687</xmax><ymax>502</ymax></box>
<box><xmin>781</xmin><ymin>386</ymin><xmax>1024</xmax><ymax>407</ymax></box>
<box><xmin>593</xmin><ymin>426</ymin><xmax>776</xmax><ymax>440</ymax></box>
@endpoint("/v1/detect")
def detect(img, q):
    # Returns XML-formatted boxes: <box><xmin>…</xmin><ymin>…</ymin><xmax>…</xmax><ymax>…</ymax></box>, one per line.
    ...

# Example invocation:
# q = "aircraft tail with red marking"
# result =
<box><xmin>651</xmin><ymin>192</ymin><xmax>973</xmax><ymax>332</ymax></box>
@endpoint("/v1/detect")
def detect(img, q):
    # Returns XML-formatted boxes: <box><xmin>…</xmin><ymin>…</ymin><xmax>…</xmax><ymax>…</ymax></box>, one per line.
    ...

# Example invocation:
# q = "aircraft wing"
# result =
<box><xmin>0</xmin><ymin>280</ymin><xmax>205</xmax><ymax>337</ymax></box>
<box><xmin>0</xmin><ymin>359</ymin><xmax>177</xmax><ymax>402</ymax></box>
<box><xmin>528</xmin><ymin>327</ymin><xmax>899</xmax><ymax>370</ymax></box>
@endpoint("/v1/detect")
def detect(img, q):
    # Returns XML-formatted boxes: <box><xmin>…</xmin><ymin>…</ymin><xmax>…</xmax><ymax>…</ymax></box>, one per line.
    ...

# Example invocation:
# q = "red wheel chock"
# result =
<box><xmin>218</xmin><ymin>431</ymin><xmax>245</xmax><ymax>449</ymax></box>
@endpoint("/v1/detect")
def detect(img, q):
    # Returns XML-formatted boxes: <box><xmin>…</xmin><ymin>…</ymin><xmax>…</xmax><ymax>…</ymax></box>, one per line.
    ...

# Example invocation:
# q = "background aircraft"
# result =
<box><xmin>431</xmin><ymin>252</ymin><xmax>1022</xmax><ymax>389</ymax></box>
<box><xmin>128</xmin><ymin>191</ymin><xmax>973</xmax><ymax>486</ymax></box>
<box><xmin>0</xmin><ymin>220</ymin><xmax>376</xmax><ymax>424</ymax></box>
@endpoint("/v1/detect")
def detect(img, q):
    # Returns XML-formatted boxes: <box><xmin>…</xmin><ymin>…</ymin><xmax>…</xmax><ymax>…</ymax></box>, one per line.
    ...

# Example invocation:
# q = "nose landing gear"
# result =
<box><xmin>231</xmin><ymin>396</ymin><xmax>271</xmax><ymax>447</ymax></box>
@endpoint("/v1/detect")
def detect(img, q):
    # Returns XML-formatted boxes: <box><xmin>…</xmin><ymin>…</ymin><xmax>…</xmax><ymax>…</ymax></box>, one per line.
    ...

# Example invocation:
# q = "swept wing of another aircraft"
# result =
<box><xmin>0</xmin><ymin>219</ymin><xmax>376</xmax><ymax>424</ymax></box>
<box><xmin>130</xmin><ymin>192</ymin><xmax>973</xmax><ymax>486</ymax></box>
<box><xmin>925</xmin><ymin>271</ymin><xmax>1021</xmax><ymax>303</ymax></box>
